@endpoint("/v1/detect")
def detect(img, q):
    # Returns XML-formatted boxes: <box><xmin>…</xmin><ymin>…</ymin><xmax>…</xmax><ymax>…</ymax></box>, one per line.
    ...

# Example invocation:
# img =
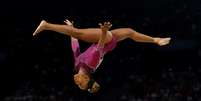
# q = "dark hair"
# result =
<box><xmin>87</xmin><ymin>77</ymin><xmax>95</xmax><ymax>93</ymax></box>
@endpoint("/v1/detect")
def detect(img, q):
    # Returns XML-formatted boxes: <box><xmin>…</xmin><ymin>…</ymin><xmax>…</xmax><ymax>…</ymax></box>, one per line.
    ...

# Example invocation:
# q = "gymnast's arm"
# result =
<box><xmin>97</xmin><ymin>22</ymin><xmax>112</xmax><ymax>48</ymax></box>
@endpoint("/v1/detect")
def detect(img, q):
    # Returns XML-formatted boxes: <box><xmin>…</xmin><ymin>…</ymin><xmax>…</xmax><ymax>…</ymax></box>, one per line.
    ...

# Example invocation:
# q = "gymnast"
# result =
<box><xmin>33</xmin><ymin>19</ymin><xmax>171</xmax><ymax>93</ymax></box>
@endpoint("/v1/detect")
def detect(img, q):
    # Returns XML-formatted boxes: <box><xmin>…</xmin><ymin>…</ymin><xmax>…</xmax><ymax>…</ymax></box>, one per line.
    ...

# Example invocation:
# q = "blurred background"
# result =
<box><xmin>0</xmin><ymin>0</ymin><xmax>201</xmax><ymax>100</ymax></box>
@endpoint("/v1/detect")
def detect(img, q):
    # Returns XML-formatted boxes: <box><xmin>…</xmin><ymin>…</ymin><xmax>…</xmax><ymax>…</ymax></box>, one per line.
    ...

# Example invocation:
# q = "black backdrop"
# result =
<box><xmin>0</xmin><ymin>0</ymin><xmax>201</xmax><ymax>100</ymax></box>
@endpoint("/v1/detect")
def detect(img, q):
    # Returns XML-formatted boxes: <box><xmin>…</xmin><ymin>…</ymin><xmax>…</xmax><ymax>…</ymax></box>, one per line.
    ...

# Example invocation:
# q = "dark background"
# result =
<box><xmin>0</xmin><ymin>0</ymin><xmax>201</xmax><ymax>100</ymax></box>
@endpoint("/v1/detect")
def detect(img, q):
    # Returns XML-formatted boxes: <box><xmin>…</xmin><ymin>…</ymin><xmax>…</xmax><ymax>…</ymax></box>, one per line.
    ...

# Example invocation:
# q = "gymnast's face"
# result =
<box><xmin>74</xmin><ymin>73</ymin><xmax>90</xmax><ymax>90</ymax></box>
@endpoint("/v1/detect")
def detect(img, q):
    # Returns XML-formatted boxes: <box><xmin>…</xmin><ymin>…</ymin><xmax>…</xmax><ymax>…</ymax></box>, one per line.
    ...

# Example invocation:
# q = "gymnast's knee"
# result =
<box><xmin>66</xmin><ymin>27</ymin><xmax>82</xmax><ymax>38</ymax></box>
<box><xmin>124</xmin><ymin>28</ymin><xmax>136</xmax><ymax>36</ymax></box>
<box><xmin>127</xmin><ymin>28</ymin><xmax>136</xmax><ymax>32</ymax></box>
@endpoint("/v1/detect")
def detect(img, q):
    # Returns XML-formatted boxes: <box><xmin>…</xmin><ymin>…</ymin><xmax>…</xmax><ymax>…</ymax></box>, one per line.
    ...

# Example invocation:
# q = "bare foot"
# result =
<box><xmin>33</xmin><ymin>20</ymin><xmax>47</xmax><ymax>36</ymax></box>
<box><xmin>154</xmin><ymin>37</ymin><xmax>171</xmax><ymax>46</ymax></box>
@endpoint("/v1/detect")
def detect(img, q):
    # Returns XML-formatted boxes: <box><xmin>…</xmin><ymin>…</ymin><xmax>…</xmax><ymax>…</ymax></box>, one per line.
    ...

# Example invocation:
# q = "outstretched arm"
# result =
<box><xmin>97</xmin><ymin>22</ymin><xmax>112</xmax><ymax>48</ymax></box>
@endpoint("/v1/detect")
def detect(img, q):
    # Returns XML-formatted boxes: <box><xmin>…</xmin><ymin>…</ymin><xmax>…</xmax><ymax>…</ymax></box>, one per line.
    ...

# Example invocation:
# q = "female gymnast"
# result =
<box><xmin>33</xmin><ymin>20</ymin><xmax>171</xmax><ymax>93</ymax></box>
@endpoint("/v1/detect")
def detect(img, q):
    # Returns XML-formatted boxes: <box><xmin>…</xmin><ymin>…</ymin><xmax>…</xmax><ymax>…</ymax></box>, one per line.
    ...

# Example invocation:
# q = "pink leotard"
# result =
<box><xmin>71</xmin><ymin>34</ymin><xmax>117</xmax><ymax>73</ymax></box>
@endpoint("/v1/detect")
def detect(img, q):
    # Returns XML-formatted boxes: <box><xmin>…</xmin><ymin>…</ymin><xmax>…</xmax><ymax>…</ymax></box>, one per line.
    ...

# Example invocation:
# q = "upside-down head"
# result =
<box><xmin>74</xmin><ymin>73</ymin><xmax>100</xmax><ymax>93</ymax></box>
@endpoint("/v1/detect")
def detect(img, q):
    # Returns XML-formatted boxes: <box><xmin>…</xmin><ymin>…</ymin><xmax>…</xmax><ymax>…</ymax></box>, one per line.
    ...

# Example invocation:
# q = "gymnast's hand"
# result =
<box><xmin>99</xmin><ymin>22</ymin><xmax>112</xmax><ymax>33</ymax></box>
<box><xmin>64</xmin><ymin>19</ymin><xmax>74</xmax><ymax>26</ymax></box>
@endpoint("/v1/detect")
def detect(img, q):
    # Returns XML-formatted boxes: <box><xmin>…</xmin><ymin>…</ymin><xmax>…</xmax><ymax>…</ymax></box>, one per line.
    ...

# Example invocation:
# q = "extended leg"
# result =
<box><xmin>33</xmin><ymin>20</ymin><xmax>112</xmax><ymax>43</ymax></box>
<box><xmin>111</xmin><ymin>28</ymin><xmax>171</xmax><ymax>46</ymax></box>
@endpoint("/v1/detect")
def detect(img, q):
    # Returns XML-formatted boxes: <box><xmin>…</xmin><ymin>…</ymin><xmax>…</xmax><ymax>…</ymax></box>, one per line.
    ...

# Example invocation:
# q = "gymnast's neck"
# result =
<box><xmin>78</xmin><ymin>67</ymin><xmax>90</xmax><ymax>75</ymax></box>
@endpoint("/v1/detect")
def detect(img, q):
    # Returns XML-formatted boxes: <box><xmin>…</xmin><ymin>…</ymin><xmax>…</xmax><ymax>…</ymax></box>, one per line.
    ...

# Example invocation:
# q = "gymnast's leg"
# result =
<box><xmin>111</xmin><ymin>28</ymin><xmax>171</xmax><ymax>46</ymax></box>
<box><xmin>33</xmin><ymin>20</ymin><xmax>112</xmax><ymax>43</ymax></box>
